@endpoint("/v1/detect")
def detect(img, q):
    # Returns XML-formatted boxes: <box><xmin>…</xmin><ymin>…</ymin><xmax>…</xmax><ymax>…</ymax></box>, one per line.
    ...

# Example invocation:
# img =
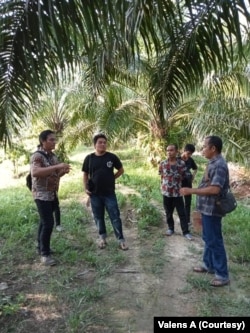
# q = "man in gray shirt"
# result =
<box><xmin>180</xmin><ymin>135</ymin><xmax>230</xmax><ymax>287</ymax></box>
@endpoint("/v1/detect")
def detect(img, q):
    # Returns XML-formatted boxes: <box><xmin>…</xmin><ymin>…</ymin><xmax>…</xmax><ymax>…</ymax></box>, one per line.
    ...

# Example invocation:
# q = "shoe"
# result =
<box><xmin>166</xmin><ymin>229</ymin><xmax>174</xmax><ymax>236</ymax></box>
<box><xmin>56</xmin><ymin>225</ymin><xmax>63</xmax><ymax>232</ymax></box>
<box><xmin>210</xmin><ymin>278</ymin><xmax>230</xmax><ymax>287</ymax></box>
<box><xmin>41</xmin><ymin>255</ymin><xmax>56</xmax><ymax>266</ymax></box>
<box><xmin>184</xmin><ymin>233</ymin><xmax>193</xmax><ymax>241</ymax></box>
<box><xmin>193</xmin><ymin>266</ymin><xmax>214</xmax><ymax>274</ymax></box>
<box><xmin>119</xmin><ymin>242</ymin><xmax>129</xmax><ymax>251</ymax></box>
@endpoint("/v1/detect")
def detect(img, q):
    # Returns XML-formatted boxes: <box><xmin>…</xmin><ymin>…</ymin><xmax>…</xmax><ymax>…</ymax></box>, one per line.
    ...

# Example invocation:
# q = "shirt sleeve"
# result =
<box><xmin>209</xmin><ymin>164</ymin><xmax>228</xmax><ymax>189</ymax></box>
<box><xmin>82</xmin><ymin>154</ymin><xmax>90</xmax><ymax>173</ymax></box>
<box><xmin>113</xmin><ymin>154</ymin><xmax>123</xmax><ymax>170</ymax></box>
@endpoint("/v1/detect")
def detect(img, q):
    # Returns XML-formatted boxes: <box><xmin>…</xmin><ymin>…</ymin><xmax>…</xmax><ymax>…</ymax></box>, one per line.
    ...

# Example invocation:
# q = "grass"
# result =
<box><xmin>0</xmin><ymin>146</ymin><xmax>250</xmax><ymax>331</ymax></box>
<box><xmin>119</xmin><ymin>149</ymin><xmax>250</xmax><ymax>317</ymax></box>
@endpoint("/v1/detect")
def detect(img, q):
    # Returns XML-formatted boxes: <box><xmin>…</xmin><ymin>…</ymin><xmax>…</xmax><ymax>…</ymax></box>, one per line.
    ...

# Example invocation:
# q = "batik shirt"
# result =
<box><xmin>159</xmin><ymin>159</ymin><xmax>187</xmax><ymax>197</ymax></box>
<box><xmin>31</xmin><ymin>150</ymin><xmax>60</xmax><ymax>201</ymax></box>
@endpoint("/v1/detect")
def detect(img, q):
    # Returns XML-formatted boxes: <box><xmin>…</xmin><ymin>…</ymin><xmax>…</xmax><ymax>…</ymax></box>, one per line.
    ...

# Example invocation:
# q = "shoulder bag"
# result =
<box><xmin>205</xmin><ymin>163</ymin><xmax>237</xmax><ymax>215</ymax></box>
<box><xmin>215</xmin><ymin>189</ymin><xmax>237</xmax><ymax>215</ymax></box>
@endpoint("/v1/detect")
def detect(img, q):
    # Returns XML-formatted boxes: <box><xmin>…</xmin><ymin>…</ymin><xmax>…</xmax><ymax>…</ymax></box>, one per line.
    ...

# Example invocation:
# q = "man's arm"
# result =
<box><xmin>114</xmin><ymin>167</ymin><xmax>124</xmax><ymax>179</ymax></box>
<box><xmin>83</xmin><ymin>172</ymin><xmax>89</xmax><ymax>193</ymax></box>
<box><xmin>180</xmin><ymin>185</ymin><xmax>220</xmax><ymax>196</ymax></box>
<box><xmin>32</xmin><ymin>163</ymin><xmax>70</xmax><ymax>178</ymax></box>
<box><xmin>191</xmin><ymin>158</ymin><xmax>198</xmax><ymax>181</ymax></box>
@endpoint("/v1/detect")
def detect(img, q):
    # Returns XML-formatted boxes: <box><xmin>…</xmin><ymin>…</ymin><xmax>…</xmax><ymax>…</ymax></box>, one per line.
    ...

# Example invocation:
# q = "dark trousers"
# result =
<box><xmin>163</xmin><ymin>196</ymin><xmax>189</xmax><ymax>235</ymax></box>
<box><xmin>35</xmin><ymin>199</ymin><xmax>56</xmax><ymax>256</ymax></box>
<box><xmin>54</xmin><ymin>196</ymin><xmax>61</xmax><ymax>226</ymax></box>
<box><xmin>184</xmin><ymin>195</ymin><xmax>192</xmax><ymax>223</ymax></box>
<box><xmin>182</xmin><ymin>179</ymin><xmax>192</xmax><ymax>223</ymax></box>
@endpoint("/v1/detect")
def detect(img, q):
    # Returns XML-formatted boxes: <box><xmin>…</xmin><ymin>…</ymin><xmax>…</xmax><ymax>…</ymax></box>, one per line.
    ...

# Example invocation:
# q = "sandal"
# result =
<box><xmin>98</xmin><ymin>240</ymin><xmax>107</xmax><ymax>249</ymax></box>
<box><xmin>210</xmin><ymin>278</ymin><xmax>230</xmax><ymax>287</ymax></box>
<box><xmin>119</xmin><ymin>243</ymin><xmax>129</xmax><ymax>251</ymax></box>
<box><xmin>193</xmin><ymin>266</ymin><xmax>214</xmax><ymax>274</ymax></box>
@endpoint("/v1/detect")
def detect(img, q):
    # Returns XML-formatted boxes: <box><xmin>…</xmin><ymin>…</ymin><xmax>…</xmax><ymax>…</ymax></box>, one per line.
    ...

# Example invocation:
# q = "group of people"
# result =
<box><xmin>30</xmin><ymin>130</ymin><xmax>128</xmax><ymax>268</ymax></box>
<box><xmin>30</xmin><ymin>130</ymin><xmax>230</xmax><ymax>287</ymax></box>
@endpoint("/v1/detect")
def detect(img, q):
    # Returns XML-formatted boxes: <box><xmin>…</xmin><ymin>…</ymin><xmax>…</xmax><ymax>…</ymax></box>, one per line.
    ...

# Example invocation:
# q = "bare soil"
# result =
<box><xmin>0</xmin><ymin>160</ymin><xmax>250</xmax><ymax>332</ymax></box>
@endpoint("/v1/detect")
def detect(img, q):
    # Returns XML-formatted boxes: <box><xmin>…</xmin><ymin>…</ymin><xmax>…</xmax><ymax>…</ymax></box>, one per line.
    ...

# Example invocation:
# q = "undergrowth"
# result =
<box><xmin>0</xmin><ymin>146</ymin><xmax>250</xmax><ymax>331</ymax></box>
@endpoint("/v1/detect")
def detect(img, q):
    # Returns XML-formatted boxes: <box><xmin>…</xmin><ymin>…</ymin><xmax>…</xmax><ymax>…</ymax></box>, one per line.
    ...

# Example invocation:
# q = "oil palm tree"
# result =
<box><xmin>0</xmin><ymin>0</ymin><xmax>249</xmax><ymax>150</ymax></box>
<box><xmin>187</xmin><ymin>71</ymin><xmax>250</xmax><ymax>165</ymax></box>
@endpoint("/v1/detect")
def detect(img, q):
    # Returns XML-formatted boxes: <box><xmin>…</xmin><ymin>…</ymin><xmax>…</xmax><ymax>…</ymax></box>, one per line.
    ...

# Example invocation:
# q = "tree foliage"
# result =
<box><xmin>0</xmin><ymin>0</ymin><xmax>250</xmax><ymax>165</ymax></box>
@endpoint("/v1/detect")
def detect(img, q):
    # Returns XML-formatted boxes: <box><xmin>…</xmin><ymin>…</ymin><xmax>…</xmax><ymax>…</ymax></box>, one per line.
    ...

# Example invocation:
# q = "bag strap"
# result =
<box><xmin>33</xmin><ymin>151</ymin><xmax>51</xmax><ymax>164</ymax></box>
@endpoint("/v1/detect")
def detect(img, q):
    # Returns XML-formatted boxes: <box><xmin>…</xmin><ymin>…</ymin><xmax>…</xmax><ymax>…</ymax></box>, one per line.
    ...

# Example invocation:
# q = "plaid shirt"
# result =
<box><xmin>159</xmin><ymin>158</ymin><xmax>187</xmax><ymax>197</ymax></box>
<box><xmin>196</xmin><ymin>154</ymin><xmax>229</xmax><ymax>216</ymax></box>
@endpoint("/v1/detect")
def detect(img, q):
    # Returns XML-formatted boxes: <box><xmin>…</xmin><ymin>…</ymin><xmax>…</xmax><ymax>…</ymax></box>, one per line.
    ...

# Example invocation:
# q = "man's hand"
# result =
<box><xmin>58</xmin><ymin>163</ymin><xmax>71</xmax><ymax>176</ymax></box>
<box><xmin>180</xmin><ymin>187</ymin><xmax>193</xmax><ymax>196</ymax></box>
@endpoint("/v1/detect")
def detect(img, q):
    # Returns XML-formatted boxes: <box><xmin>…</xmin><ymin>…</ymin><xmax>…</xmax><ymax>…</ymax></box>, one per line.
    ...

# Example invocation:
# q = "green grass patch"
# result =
<box><xmin>1</xmin><ymin>146</ymin><xmax>250</xmax><ymax>328</ymax></box>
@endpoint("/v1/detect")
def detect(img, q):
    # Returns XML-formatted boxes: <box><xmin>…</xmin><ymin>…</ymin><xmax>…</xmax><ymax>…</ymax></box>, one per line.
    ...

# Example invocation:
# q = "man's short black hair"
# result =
<box><xmin>39</xmin><ymin>130</ymin><xmax>55</xmax><ymax>145</ymax></box>
<box><xmin>206</xmin><ymin>135</ymin><xmax>223</xmax><ymax>153</ymax></box>
<box><xmin>184</xmin><ymin>144</ymin><xmax>195</xmax><ymax>153</ymax></box>
<box><xmin>166</xmin><ymin>143</ymin><xmax>178</xmax><ymax>151</ymax></box>
<box><xmin>93</xmin><ymin>133</ymin><xmax>107</xmax><ymax>145</ymax></box>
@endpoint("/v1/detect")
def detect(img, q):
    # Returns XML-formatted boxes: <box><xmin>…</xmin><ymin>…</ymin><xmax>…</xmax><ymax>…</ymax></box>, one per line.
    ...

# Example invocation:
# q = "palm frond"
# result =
<box><xmin>150</xmin><ymin>0</ymin><xmax>250</xmax><ymax>118</ymax></box>
<box><xmin>187</xmin><ymin>72</ymin><xmax>250</xmax><ymax>166</ymax></box>
<box><xmin>1</xmin><ymin>0</ymin><xmax>250</xmax><ymax>150</ymax></box>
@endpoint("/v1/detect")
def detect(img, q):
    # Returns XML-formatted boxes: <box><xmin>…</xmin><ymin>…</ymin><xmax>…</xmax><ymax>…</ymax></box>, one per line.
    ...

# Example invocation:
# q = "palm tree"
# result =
<box><xmin>187</xmin><ymin>71</ymin><xmax>250</xmax><ymax>165</ymax></box>
<box><xmin>0</xmin><ymin>0</ymin><xmax>249</xmax><ymax>153</ymax></box>
<box><xmin>30</xmin><ymin>69</ymin><xmax>87</xmax><ymax>161</ymax></box>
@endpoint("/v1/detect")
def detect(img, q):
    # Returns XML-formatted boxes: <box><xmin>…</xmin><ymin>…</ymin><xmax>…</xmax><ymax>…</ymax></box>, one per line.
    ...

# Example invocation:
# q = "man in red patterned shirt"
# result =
<box><xmin>159</xmin><ymin>144</ymin><xmax>192</xmax><ymax>240</ymax></box>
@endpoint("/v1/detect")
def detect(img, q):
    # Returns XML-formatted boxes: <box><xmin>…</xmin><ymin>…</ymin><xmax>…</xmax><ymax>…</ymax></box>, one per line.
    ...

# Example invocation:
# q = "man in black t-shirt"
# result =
<box><xmin>181</xmin><ymin>144</ymin><xmax>198</xmax><ymax>225</ymax></box>
<box><xmin>82</xmin><ymin>133</ymin><xmax>128</xmax><ymax>250</ymax></box>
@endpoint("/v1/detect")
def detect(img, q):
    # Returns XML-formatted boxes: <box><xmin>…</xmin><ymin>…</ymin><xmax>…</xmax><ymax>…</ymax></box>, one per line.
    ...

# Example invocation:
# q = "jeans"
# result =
<box><xmin>35</xmin><ymin>199</ymin><xmax>56</xmax><ymax>256</ymax></box>
<box><xmin>202</xmin><ymin>214</ymin><xmax>229</xmax><ymax>280</ymax></box>
<box><xmin>163</xmin><ymin>196</ymin><xmax>189</xmax><ymax>235</ymax></box>
<box><xmin>90</xmin><ymin>193</ymin><xmax>125</xmax><ymax>242</ymax></box>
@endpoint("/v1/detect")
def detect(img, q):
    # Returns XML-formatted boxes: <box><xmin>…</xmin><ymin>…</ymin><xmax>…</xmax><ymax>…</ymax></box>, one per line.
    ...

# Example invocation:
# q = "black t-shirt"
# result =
<box><xmin>181</xmin><ymin>157</ymin><xmax>198</xmax><ymax>187</ymax></box>
<box><xmin>82</xmin><ymin>152</ymin><xmax>122</xmax><ymax>195</ymax></box>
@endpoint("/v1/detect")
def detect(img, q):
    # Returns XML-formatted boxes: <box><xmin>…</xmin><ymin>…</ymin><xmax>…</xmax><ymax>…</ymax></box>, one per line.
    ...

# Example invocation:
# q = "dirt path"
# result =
<box><xmin>83</xmin><ymin>185</ymin><xmax>204</xmax><ymax>332</ymax></box>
